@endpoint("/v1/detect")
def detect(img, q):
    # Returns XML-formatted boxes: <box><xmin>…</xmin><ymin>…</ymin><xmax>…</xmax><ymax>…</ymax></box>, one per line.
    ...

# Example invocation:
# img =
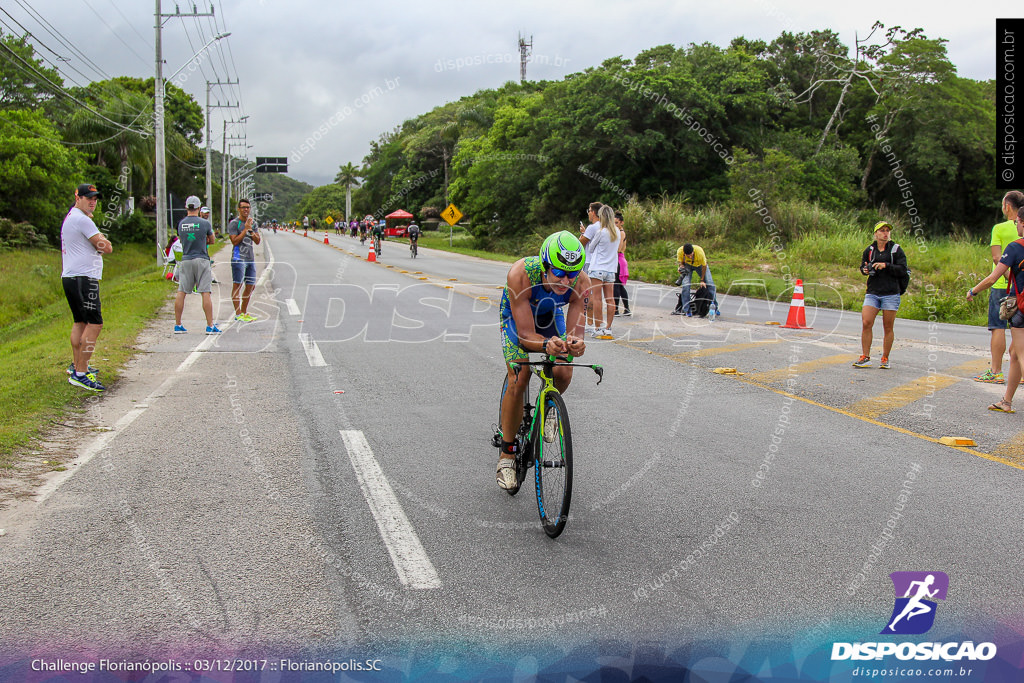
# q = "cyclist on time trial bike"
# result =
<box><xmin>407</xmin><ymin>221</ymin><xmax>421</xmax><ymax>249</ymax></box>
<box><xmin>371</xmin><ymin>220</ymin><xmax>384</xmax><ymax>249</ymax></box>
<box><xmin>496</xmin><ymin>230</ymin><xmax>589</xmax><ymax>490</ymax></box>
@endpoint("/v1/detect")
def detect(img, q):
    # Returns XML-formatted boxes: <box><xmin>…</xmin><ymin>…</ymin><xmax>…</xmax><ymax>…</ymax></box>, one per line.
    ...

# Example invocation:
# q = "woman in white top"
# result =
<box><xmin>580</xmin><ymin>204</ymin><xmax>621</xmax><ymax>337</ymax></box>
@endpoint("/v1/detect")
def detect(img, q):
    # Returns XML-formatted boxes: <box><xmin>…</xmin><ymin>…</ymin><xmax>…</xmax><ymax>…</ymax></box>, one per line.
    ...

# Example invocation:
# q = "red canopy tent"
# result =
<box><xmin>384</xmin><ymin>209</ymin><xmax>414</xmax><ymax>237</ymax></box>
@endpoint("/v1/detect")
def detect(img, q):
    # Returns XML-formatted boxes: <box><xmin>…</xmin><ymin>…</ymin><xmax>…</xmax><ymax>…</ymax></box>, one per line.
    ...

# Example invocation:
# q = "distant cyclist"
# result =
<box><xmin>408</xmin><ymin>221</ymin><xmax>421</xmax><ymax>253</ymax></box>
<box><xmin>496</xmin><ymin>231</ymin><xmax>589</xmax><ymax>490</ymax></box>
<box><xmin>371</xmin><ymin>220</ymin><xmax>384</xmax><ymax>253</ymax></box>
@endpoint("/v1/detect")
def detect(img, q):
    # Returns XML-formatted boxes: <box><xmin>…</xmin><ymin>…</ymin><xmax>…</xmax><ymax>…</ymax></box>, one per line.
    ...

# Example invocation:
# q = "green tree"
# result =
<box><xmin>0</xmin><ymin>109</ymin><xmax>84</xmax><ymax>240</ymax></box>
<box><xmin>334</xmin><ymin>161</ymin><xmax>360</xmax><ymax>220</ymax></box>
<box><xmin>0</xmin><ymin>29</ymin><xmax>61</xmax><ymax>109</ymax></box>
<box><xmin>292</xmin><ymin>184</ymin><xmax>347</xmax><ymax>222</ymax></box>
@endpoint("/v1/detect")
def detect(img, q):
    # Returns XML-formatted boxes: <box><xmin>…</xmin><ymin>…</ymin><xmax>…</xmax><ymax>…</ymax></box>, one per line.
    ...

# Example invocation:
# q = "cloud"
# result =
<box><xmin>8</xmin><ymin>0</ymin><xmax>1001</xmax><ymax>187</ymax></box>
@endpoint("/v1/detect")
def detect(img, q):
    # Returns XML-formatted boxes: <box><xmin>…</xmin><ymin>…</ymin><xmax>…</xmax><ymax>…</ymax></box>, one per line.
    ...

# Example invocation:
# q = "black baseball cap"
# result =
<box><xmin>76</xmin><ymin>183</ymin><xmax>100</xmax><ymax>198</ymax></box>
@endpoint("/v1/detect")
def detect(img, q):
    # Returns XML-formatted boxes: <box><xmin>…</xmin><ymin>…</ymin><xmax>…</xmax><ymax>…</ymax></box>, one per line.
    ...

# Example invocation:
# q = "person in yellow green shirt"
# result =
<box><xmin>975</xmin><ymin>191</ymin><xmax>1024</xmax><ymax>383</ymax></box>
<box><xmin>672</xmin><ymin>243</ymin><xmax>720</xmax><ymax>318</ymax></box>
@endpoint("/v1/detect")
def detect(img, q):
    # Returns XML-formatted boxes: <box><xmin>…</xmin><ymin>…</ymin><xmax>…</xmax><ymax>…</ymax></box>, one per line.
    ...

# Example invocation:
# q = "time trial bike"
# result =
<box><xmin>491</xmin><ymin>353</ymin><xmax>603</xmax><ymax>538</ymax></box>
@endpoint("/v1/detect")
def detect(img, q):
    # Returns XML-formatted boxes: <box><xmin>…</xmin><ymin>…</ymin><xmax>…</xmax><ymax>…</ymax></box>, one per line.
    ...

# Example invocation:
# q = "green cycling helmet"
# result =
<box><xmin>540</xmin><ymin>231</ymin><xmax>585</xmax><ymax>274</ymax></box>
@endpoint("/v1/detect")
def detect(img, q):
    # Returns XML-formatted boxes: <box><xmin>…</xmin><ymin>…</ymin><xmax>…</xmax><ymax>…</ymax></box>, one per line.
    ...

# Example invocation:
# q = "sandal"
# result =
<box><xmin>988</xmin><ymin>400</ymin><xmax>1015</xmax><ymax>413</ymax></box>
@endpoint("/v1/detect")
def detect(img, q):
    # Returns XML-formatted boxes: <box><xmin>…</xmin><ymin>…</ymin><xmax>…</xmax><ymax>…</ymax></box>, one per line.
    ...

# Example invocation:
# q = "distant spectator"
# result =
<box><xmin>974</xmin><ymin>191</ymin><xmax>1024</xmax><ymax>384</ymax></box>
<box><xmin>852</xmin><ymin>221</ymin><xmax>907</xmax><ymax>369</ymax></box>
<box><xmin>581</xmin><ymin>205</ymin><xmax>621</xmax><ymax>338</ymax></box>
<box><xmin>62</xmin><ymin>183</ymin><xmax>113</xmax><ymax>391</ymax></box>
<box><xmin>173</xmin><ymin>196</ymin><xmax>220</xmax><ymax>335</ymax></box>
<box><xmin>228</xmin><ymin>198</ymin><xmax>262</xmax><ymax>322</ymax></box>
<box><xmin>613</xmin><ymin>211</ymin><xmax>631</xmax><ymax>317</ymax></box>
<box><xmin>967</xmin><ymin>210</ymin><xmax>1024</xmax><ymax>413</ymax></box>
<box><xmin>582</xmin><ymin>202</ymin><xmax>602</xmax><ymax>332</ymax></box>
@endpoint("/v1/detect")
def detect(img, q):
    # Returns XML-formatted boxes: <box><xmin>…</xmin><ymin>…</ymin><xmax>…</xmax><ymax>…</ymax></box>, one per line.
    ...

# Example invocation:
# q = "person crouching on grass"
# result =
<box><xmin>967</xmin><ymin>210</ymin><xmax>1024</xmax><ymax>413</ymax></box>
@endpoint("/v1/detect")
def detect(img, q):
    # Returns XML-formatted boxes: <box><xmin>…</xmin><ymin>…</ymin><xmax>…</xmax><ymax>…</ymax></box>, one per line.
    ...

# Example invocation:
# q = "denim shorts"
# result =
<box><xmin>231</xmin><ymin>260</ymin><xmax>257</xmax><ymax>285</ymax></box>
<box><xmin>588</xmin><ymin>269</ymin><xmax>616</xmax><ymax>283</ymax></box>
<box><xmin>863</xmin><ymin>293</ymin><xmax>900</xmax><ymax>311</ymax></box>
<box><xmin>988</xmin><ymin>288</ymin><xmax>1009</xmax><ymax>330</ymax></box>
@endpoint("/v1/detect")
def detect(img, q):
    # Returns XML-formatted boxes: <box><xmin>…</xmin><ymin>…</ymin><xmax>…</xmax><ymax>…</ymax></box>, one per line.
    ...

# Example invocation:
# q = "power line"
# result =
<box><xmin>103</xmin><ymin>0</ymin><xmax>151</xmax><ymax>57</ymax></box>
<box><xmin>81</xmin><ymin>0</ymin><xmax>149</xmax><ymax>68</ymax></box>
<box><xmin>0</xmin><ymin>113</ymin><xmax>136</xmax><ymax>147</ymax></box>
<box><xmin>0</xmin><ymin>10</ymin><xmax>94</xmax><ymax>88</ymax></box>
<box><xmin>0</xmin><ymin>41</ymin><xmax>150</xmax><ymax>135</ymax></box>
<box><xmin>11</xmin><ymin>0</ymin><xmax>110</xmax><ymax>81</ymax></box>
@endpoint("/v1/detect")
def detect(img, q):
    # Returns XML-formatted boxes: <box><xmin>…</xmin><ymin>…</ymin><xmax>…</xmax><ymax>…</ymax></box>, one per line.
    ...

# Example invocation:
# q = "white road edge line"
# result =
<box><xmin>298</xmin><ymin>333</ymin><xmax>327</xmax><ymax>367</ymax></box>
<box><xmin>34</xmin><ymin>243</ymin><xmax>281</xmax><ymax>506</ymax></box>
<box><xmin>339</xmin><ymin>430</ymin><xmax>441</xmax><ymax>589</ymax></box>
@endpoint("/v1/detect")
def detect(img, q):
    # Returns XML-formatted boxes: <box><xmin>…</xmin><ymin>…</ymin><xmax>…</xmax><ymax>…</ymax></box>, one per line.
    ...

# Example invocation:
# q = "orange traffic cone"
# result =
<box><xmin>367</xmin><ymin>247</ymin><xmax>376</xmax><ymax>262</ymax></box>
<box><xmin>303</xmin><ymin>230</ymin><xmax>307</xmax><ymax>237</ymax></box>
<box><xmin>324</xmin><ymin>235</ymin><xmax>329</xmax><ymax>245</ymax></box>
<box><xmin>781</xmin><ymin>279</ymin><xmax>812</xmax><ymax>329</ymax></box>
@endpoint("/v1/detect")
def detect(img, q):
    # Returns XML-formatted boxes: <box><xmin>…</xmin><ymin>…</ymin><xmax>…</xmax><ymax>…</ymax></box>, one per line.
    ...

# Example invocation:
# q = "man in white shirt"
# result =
<box><xmin>61</xmin><ymin>183</ymin><xmax>113</xmax><ymax>391</ymax></box>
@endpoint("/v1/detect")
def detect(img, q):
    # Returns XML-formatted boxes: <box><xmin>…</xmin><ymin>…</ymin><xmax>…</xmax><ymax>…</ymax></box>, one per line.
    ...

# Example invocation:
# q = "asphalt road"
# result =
<box><xmin>0</xmin><ymin>229</ymin><xmax>1020</xmax><ymax>679</ymax></box>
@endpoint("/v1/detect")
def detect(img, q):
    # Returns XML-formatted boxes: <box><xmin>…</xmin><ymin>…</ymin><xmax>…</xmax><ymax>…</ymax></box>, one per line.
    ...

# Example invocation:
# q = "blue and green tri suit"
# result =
<box><xmin>500</xmin><ymin>256</ymin><xmax>573</xmax><ymax>364</ymax></box>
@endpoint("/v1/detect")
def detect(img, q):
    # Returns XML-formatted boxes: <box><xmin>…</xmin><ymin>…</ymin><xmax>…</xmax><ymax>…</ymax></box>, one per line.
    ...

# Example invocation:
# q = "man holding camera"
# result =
<box><xmin>228</xmin><ymin>198</ymin><xmax>261</xmax><ymax>322</ymax></box>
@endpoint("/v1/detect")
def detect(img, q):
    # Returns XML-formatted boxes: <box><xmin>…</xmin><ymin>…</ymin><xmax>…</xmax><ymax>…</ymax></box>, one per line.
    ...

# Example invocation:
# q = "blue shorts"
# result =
<box><xmin>863</xmin><ymin>293</ymin><xmax>900</xmax><ymax>311</ymax></box>
<box><xmin>988</xmin><ymin>288</ymin><xmax>1009</xmax><ymax>330</ymax></box>
<box><xmin>231</xmin><ymin>260</ymin><xmax>257</xmax><ymax>285</ymax></box>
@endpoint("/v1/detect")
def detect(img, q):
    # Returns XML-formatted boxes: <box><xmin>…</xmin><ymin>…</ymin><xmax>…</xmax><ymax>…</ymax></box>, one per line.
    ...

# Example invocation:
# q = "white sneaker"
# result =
<box><xmin>496</xmin><ymin>458</ymin><xmax>517</xmax><ymax>490</ymax></box>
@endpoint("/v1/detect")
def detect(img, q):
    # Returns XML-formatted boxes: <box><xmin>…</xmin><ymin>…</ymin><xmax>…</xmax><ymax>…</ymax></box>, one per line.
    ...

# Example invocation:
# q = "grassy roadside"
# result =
<box><xmin>0</xmin><ymin>241</ymin><xmax>226</xmax><ymax>467</ymax></box>
<box><xmin>409</xmin><ymin>202</ymin><xmax>993</xmax><ymax>327</ymax></box>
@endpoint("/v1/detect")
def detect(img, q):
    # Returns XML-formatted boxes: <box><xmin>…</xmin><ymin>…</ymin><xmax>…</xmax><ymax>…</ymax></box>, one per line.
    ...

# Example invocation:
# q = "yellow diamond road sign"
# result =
<box><xmin>324</xmin><ymin>216</ymin><xmax>334</xmax><ymax>224</ymax></box>
<box><xmin>442</xmin><ymin>204</ymin><xmax>463</xmax><ymax>226</ymax></box>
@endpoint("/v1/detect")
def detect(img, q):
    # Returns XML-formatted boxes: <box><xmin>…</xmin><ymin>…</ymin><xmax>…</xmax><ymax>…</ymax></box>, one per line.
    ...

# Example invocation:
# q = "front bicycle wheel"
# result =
<box><xmin>534</xmin><ymin>391</ymin><xmax>572</xmax><ymax>538</ymax></box>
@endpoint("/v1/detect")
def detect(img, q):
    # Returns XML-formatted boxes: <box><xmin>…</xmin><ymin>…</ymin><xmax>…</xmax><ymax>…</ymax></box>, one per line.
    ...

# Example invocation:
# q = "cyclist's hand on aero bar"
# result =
<box><xmin>565</xmin><ymin>334</ymin><xmax>585</xmax><ymax>357</ymax></box>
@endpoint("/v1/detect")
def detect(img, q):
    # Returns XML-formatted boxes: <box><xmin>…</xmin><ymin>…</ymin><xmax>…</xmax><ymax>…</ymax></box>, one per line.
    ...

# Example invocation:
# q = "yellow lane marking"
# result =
<box><xmin>991</xmin><ymin>433</ymin><xmax>1024</xmax><ymax>467</ymax></box>
<box><xmin>613</xmin><ymin>337</ymin><xmax>1024</xmax><ymax>472</ymax></box>
<box><xmin>731</xmin><ymin>374</ymin><xmax>1024</xmax><ymax>472</ymax></box>
<box><xmin>843</xmin><ymin>359</ymin><xmax>998</xmax><ymax>420</ymax></box>
<box><xmin>747</xmin><ymin>354</ymin><xmax>850</xmax><ymax>383</ymax></box>
<box><xmin>669</xmin><ymin>339</ymin><xmax>781</xmax><ymax>360</ymax></box>
<box><xmin>845</xmin><ymin>375</ymin><xmax>961</xmax><ymax>419</ymax></box>
<box><xmin>949</xmin><ymin>358</ymin><xmax>992</xmax><ymax>376</ymax></box>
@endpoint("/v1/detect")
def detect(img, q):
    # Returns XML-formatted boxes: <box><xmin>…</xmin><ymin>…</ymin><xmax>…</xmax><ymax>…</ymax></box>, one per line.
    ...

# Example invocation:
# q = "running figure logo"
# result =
<box><xmin>881</xmin><ymin>571</ymin><xmax>949</xmax><ymax>635</ymax></box>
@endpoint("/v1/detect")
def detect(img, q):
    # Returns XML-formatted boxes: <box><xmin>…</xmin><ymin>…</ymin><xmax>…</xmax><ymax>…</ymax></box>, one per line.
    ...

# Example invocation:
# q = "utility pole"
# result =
<box><xmin>221</xmin><ymin>117</ymin><xmax>247</xmax><ymax>233</ymax></box>
<box><xmin>206</xmin><ymin>79</ymin><xmax>238</xmax><ymax>229</ymax></box>
<box><xmin>154</xmin><ymin>0</ymin><xmax>217</xmax><ymax>264</ymax></box>
<box><xmin>518</xmin><ymin>32</ymin><xmax>533</xmax><ymax>84</ymax></box>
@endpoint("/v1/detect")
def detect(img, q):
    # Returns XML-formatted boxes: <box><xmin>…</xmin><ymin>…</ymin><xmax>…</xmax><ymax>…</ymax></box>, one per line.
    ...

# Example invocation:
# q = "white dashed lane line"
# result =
<box><xmin>339</xmin><ymin>430</ymin><xmax>441</xmax><ymax>589</ymax></box>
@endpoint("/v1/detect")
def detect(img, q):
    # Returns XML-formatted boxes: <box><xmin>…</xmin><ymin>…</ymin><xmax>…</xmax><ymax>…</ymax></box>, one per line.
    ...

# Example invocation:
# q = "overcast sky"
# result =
<box><xmin>5</xmin><ymin>0</ymin><xmax>1016</xmax><ymax>187</ymax></box>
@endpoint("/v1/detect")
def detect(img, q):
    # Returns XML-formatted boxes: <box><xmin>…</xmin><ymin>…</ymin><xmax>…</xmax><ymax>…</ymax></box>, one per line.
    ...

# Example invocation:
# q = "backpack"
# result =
<box><xmin>690</xmin><ymin>287</ymin><xmax>713</xmax><ymax>318</ymax></box>
<box><xmin>868</xmin><ymin>243</ymin><xmax>911</xmax><ymax>295</ymax></box>
<box><xmin>1006</xmin><ymin>238</ymin><xmax>1024</xmax><ymax>313</ymax></box>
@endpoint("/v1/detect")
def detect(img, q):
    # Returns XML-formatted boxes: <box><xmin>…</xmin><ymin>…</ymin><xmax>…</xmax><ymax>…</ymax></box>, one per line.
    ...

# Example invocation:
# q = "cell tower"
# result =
<box><xmin>518</xmin><ymin>32</ymin><xmax>533</xmax><ymax>83</ymax></box>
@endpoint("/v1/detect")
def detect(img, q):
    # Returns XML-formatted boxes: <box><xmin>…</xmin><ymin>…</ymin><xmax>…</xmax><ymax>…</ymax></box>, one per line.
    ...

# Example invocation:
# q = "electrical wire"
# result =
<box><xmin>0</xmin><ymin>11</ymin><xmax>93</xmax><ymax>88</ymax></box>
<box><xmin>81</xmin><ymin>0</ymin><xmax>149</xmax><ymax>67</ymax></box>
<box><xmin>11</xmin><ymin>0</ymin><xmax>110</xmax><ymax>81</ymax></box>
<box><xmin>0</xmin><ymin>41</ymin><xmax>149</xmax><ymax>134</ymax></box>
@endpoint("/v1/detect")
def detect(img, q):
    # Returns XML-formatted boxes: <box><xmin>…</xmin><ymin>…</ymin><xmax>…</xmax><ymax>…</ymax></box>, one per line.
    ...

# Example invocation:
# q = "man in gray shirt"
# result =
<box><xmin>228</xmin><ymin>198</ymin><xmax>261</xmax><ymax>321</ymax></box>
<box><xmin>174</xmin><ymin>195</ymin><xmax>221</xmax><ymax>334</ymax></box>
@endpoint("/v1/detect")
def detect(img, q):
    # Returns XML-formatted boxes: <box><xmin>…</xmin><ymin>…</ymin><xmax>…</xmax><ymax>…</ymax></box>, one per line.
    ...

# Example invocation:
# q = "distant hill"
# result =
<box><xmin>210</xmin><ymin>150</ymin><xmax>313</xmax><ymax>223</ymax></box>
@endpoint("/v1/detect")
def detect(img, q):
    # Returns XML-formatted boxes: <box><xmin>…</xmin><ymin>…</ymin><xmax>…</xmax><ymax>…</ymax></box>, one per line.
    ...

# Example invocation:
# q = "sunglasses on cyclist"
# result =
<box><xmin>548</xmin><ymin>266</ymin><xmax>582</xmax><ymax>280</ymax></box>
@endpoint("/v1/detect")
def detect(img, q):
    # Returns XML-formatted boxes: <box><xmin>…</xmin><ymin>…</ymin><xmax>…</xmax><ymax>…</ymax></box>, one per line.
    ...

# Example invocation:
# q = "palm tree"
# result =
<box><xmin>334</xmin><ymin>162</ymin><xmax>360</xmax><ymax>221</ymax></box>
